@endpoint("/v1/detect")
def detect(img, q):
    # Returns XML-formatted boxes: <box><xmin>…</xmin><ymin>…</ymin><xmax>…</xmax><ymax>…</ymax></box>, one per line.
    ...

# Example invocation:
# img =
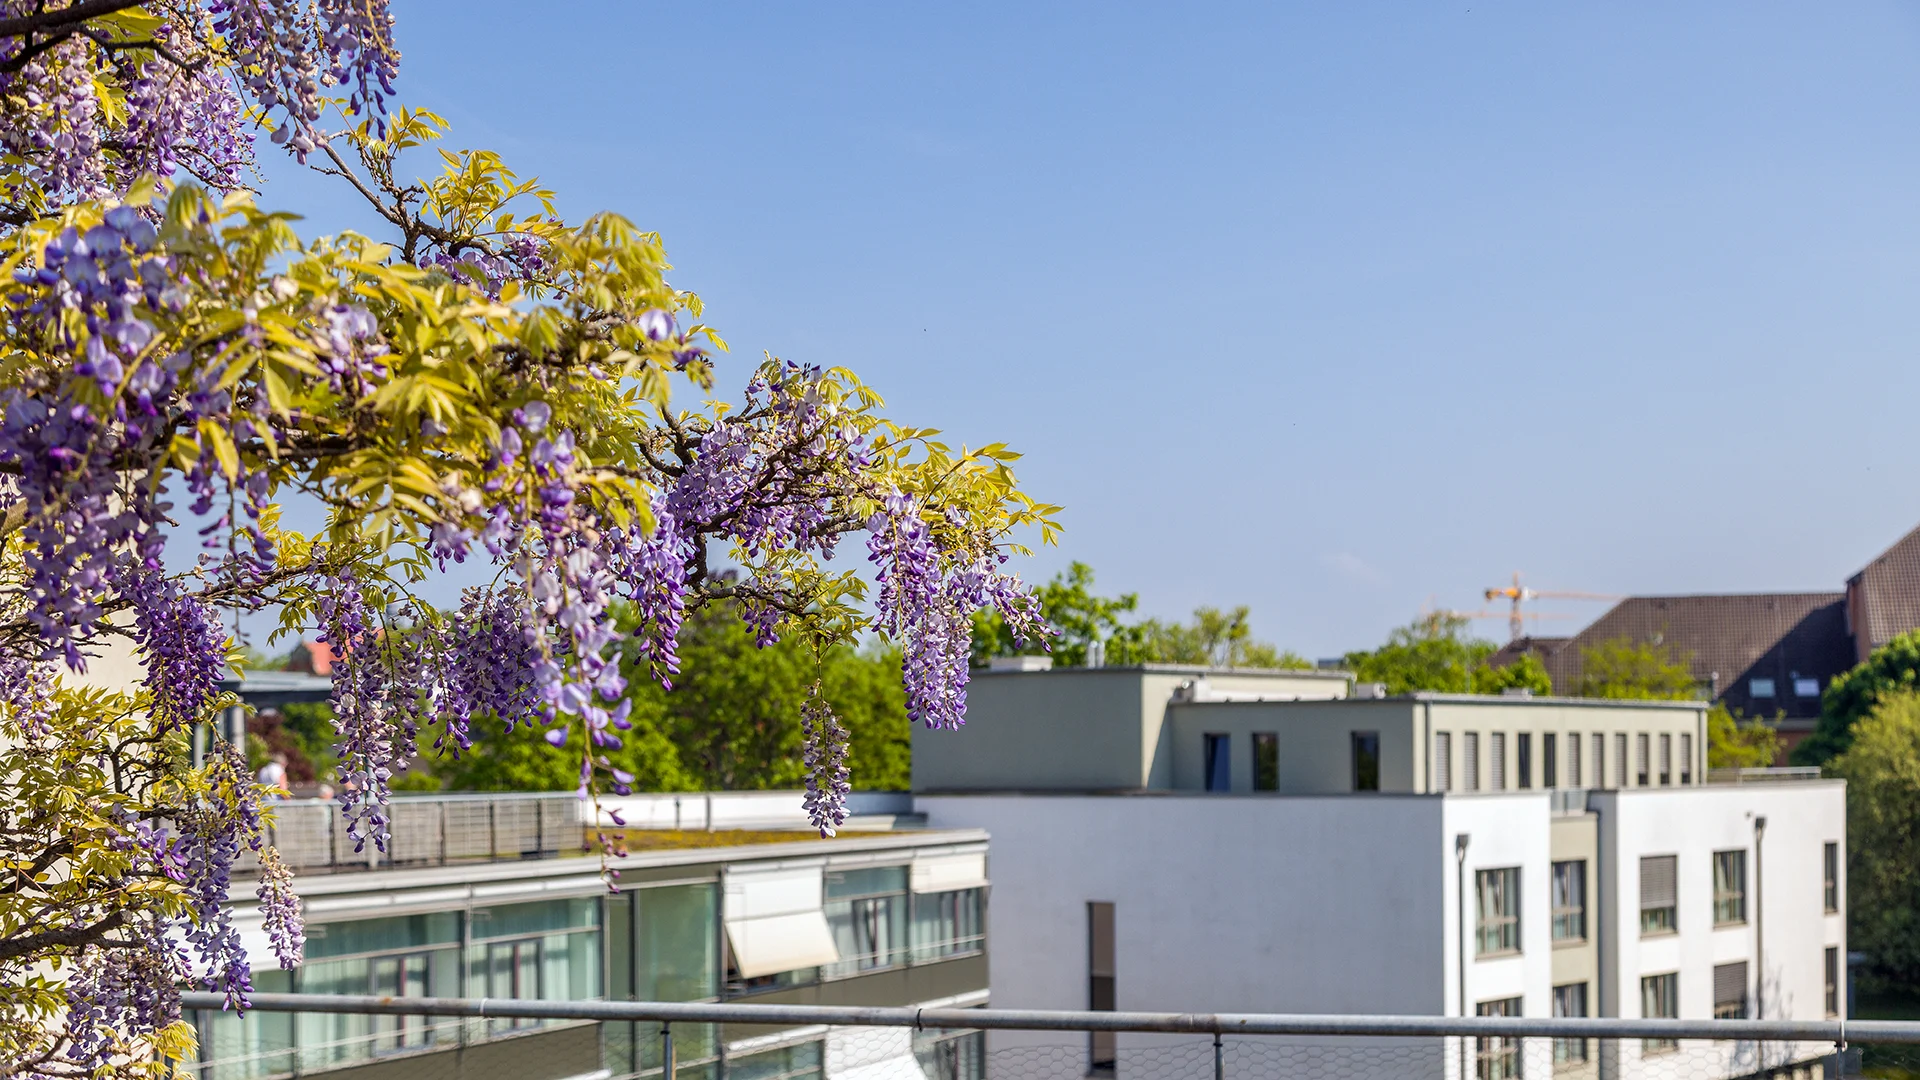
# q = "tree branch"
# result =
<box><xmin>0</xmin><ymin>909</ymin><xmax>124</xmax><ymax>963</ymax></box>
<box><xmin>0</xmin><ymin>0</ymin><xmax>143</xmax><ymax>38</ymax></box>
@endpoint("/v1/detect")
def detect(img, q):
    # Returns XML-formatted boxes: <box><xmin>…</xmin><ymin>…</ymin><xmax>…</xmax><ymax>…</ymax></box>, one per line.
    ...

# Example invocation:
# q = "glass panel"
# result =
<box><xmin>826</xmin><ymin>865</ymin><xmax>907</xmax><ymax>900</ymax></box>
<box><xmin>198</xmin><ymin>970</ymin><xmax>294</xmax><ymax>1080</ymax></box>
<box><xmin>1552</xmin><ymin>982</ymin><xmax>1589</xmax><ymax>1064</ymax></box>
<box><xmin>471</xmin><ymin>896</ymin><xmax>599</xmax><ymax>940</ymax></box>
<box><xmin>1475</xmin><ymin>997</ymin><xmax>1521</xmax><ymax>1080</ymax></box>
<box><xmin>913</xmin><ymin>889</ymin><xmax>984</xmax><ymax>961</ymax></box>
<box><xmin>1476</xmin><ymin>869</ymin><xmax>1520</xmax><ymax>955</ymax></box>
<box><xmin>1253</xmin><ymin>732</ymin><xmax>1280</xmax><ymax>792</ymax></box>
<box><xmin>296</xmin><ymin>957</ymin><xmax>372</xmax><ymax>1069</ymax></box>
<box><xmin>637</xmin><ymin>883</ymin><xmax>720</xmax><ymax>1001</ymax></box>
<box><xmin>305</xmin><ymin>911</ymin><xmax>461</xmax><ymax>960</ymax></box>
<box><xmin>1352</xmin><ymin>732</ymin><xmax>1380</xmax><ymax>791</ymax></box>
<box><xmin>730</xmin><ymin>1041</ymin><xmax>825</xmax><ymax>1080</ymax></box>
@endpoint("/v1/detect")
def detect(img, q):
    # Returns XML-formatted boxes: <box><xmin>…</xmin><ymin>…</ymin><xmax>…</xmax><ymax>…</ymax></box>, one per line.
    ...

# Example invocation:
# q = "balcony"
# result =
<box><xmin>241</xmin><ymin>790</ymin><xmax>920</xmax><ymax>876</ymax></box>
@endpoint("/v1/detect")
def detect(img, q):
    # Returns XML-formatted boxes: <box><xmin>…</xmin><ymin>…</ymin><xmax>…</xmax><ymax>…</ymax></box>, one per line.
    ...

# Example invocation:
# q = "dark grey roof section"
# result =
<box><xmin>219</xmin><ymin>669</ymin><xmax>334</xmax><ymax>707</ymax></box>
<box><xmin>1505</xmin><ymin>594</ymin><xmax>1851</xmax><ymax>720</ymax></box>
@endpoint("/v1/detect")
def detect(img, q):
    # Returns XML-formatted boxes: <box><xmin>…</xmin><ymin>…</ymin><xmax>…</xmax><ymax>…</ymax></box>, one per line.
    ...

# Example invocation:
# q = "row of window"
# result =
<box><xmin>1749</xmin><ymin>676</ymin><xmax>1821</xmax><ymax>700</ymax></box>
<box><xmin>1436</xmin><ymin>730</ymin><xmax>1693</xmax><ymax>793</ymax></box>
<box><xmin>194</xmin><ymin>878</ymin><xmax>990</xmax><ymax>1080</ymax></box>
<box><xmin>1477</xmin><ymin>842</ymin><xmax>1840</xmax><ymax>957</ymax></box>
<box><xmin>1477</xmin><ymin>949</ymin><xmax>1842</xmax><ymax>1079</ymax></box>
<box><xmin>1200</xmin><ymin>730</ymin><xmax>1378</xmax><ymax>792</ymax></box>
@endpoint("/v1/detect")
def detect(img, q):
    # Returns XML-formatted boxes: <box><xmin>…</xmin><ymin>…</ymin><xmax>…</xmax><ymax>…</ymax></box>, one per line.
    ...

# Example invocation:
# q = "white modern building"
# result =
<box><xmin>915</xmin><ymin>666</ymin><xmax>1846</xmax><ymax>1080</ymax></box>
<box><xmin>198</xmin><ymin>791</ymin><xmax>992</xmax><ymax>1080</ymax></box>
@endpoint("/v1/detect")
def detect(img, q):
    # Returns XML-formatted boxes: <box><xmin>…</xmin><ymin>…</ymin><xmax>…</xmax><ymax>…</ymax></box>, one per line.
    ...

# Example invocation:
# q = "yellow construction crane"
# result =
<box><xmin>1483</xmin><ymin>572</ymin><xmax>1622</xmax><ymax>642</ymax></box>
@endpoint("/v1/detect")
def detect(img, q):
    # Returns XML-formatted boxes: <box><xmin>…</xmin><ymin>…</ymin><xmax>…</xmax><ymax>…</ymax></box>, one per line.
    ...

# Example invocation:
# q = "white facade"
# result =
<box><xmin>919</xmin><ymin>781</ymin><xmax>1843</xmax><ymax>1080</ymax></box>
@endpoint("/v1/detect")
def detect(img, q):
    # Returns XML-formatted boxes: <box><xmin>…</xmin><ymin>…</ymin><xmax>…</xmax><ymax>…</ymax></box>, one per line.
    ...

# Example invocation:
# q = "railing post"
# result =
<box><xmin>1213</xmin><ymin>1031</ymin><xmax>1223</xmax><ymax>1080</ymax></box>
<box><xmin>662</xmin><ymin>1022</ymin><xmax>676</xmax><ymax>1080</ymax></box>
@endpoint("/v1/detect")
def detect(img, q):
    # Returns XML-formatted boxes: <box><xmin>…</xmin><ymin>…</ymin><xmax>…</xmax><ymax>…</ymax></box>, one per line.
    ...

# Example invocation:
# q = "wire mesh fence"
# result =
<box><xmin>175</xmin><ymin>993</ymin><xmax>1920</xmax><ymax>1080</ymax></box>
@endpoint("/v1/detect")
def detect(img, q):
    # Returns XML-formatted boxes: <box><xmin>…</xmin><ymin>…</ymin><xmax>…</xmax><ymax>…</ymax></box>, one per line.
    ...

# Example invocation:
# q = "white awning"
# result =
<box><xmin>723</xmin><ymin>864</ymin><xmax>839</xmax><ymax>978</ymax></box>
<box><xmin>910</xmin><ymin>853</ymin><xmax>988</xmax><ymax>895</ymax></box>
<box><xmin>725</xmin><ymin>911</ymin><xmax>840</xmax><ymax>978</ymax></box>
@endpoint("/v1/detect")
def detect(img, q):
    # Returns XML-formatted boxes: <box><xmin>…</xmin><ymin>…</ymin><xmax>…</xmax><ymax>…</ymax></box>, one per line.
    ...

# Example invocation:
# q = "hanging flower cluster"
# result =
<box><xmin>0</xmin><ymin>3</ymin><xmax>1055</xmax><ymax>1071</ymax></box>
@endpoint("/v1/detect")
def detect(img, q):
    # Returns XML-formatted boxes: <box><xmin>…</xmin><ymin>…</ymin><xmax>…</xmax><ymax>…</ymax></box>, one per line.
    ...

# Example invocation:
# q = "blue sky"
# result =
<box><xmin>257</xmin><ymin>2</ymin><xmax>1920</xmax><ymax>656</ymax></box>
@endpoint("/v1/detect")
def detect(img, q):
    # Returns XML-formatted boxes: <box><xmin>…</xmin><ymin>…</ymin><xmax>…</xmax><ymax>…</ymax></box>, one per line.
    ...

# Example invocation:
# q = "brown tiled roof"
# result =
<box><xmin>1847</xmin><ymin>522</ymin><xmax>1920</xmax><ymax>656</ymax></box>
<box><xmin>1530</xmin><ymin>593</ymin><xmax>1852</xmax><ymax>720</ymax></box>
<box><xmin>1485</xmin><ymin>636</ymin><xmax>1571</xmax><ymax>671</ymax></box>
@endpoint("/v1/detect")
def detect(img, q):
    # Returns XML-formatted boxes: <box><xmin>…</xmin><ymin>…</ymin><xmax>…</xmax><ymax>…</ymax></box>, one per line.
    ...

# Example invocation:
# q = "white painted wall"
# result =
<box><xmin>917</xmin><ymin>794</ymin><xmax>1449</xmax><ymax>1074</ymax></box>
<box><xmin>1593</xmin><ymin>782</ymin><xmax>1845</xmax><ymax>1076</ymax></box>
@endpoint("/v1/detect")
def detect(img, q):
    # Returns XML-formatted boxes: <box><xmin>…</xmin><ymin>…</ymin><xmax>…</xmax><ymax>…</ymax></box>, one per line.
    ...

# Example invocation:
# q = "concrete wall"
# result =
<box><xmin>1550</xmin><ymin>813</ymin><xmax>1600</xmax><ymax>999</ymax></box>
<box><xmin>1166</xmin><ymin>700</ymin><xmax>1417</xmax><ymax>793</ymax></box>
<box><xmin>916</xmin><ymin>794</ymin><xmax>1448</xmax><ymax>1020</ymax></box>
<box><xmin>913</xmin><ymin>667</ymin><xmax>1348</xmax><ymax>792</ymax></box>
<box><xmin>1158</xmin><ymin>696</ymin><xmax>1706</xmax><ymax>796</ymax></box>
<box><xmin>1429</xmin><ymin>699</ymin><xmax>1707</xmax><ymax>794</ymax></box>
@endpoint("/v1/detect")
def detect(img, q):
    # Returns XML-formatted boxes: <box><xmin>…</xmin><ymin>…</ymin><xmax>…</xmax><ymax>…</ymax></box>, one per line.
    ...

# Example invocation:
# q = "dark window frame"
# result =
<box><xmin>1352</xmin><ymin>731</ymin><xmax>1381</xmax><ymax>792</ymax></box>
<box><xmin>1252</xmin><ymin>732</ymin><xmax>1279</xmax><ymax>792</ymax></box>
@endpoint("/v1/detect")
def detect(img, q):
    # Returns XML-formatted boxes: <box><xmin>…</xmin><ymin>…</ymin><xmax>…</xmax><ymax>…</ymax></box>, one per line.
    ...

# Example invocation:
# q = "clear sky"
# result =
<box><xmin>256</xmin><ymin>1</ymin><xmax>1920</xmax><ymax>657</ymax></box>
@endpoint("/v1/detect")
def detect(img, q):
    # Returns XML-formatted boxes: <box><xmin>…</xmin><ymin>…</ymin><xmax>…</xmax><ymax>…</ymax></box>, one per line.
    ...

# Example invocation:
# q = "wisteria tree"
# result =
<box><xmin>0</xmin><ymin>3</ymin><xmax>1053</xmax><ymax>1074</ymax></box>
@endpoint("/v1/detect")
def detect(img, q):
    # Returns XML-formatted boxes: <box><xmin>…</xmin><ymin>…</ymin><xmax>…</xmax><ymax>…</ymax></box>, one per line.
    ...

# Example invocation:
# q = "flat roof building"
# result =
<box><xmin>916</xmin><ymin>666</ymin><xmax>1843</xmax><ymax>1080</ymax></box>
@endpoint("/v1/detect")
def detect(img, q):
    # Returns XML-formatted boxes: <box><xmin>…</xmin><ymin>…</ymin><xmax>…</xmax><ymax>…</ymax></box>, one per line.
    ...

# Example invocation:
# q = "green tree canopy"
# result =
<box><xmin>972</xmin><ymin>561</ymin><xmax>1138</xmax><ymax>666</ymax></box>
<box><xmin>1705</xmin><ymin>704</ymin><xmax>1781</xmax><ymax>769</ymax></box>
<box><xmin>972</xmin><ymin>564</ymin><xmax>1311</xmax><ymax>669</ymax></box>
<box><xmin>1573</xmin><ymin>638</ymin><xmax>1700</xmax><ymax>700</ymax></box>
<box><xmin>1829</xmin><ymin>692</ymin><xmax>1920</xmax><ymax>989</ymax></box>
<box><xmin>439</xmin><ymin>599</ymin><xmax>911</xmax><ymax>793</ymax></box>
<box><xmin>1347</xmin><ymin>614</ymin><xmax>1491</xmax><ymax>693</ymax></box>
<box><xmin>1794</xmin><ymin>630</ymin><xmax>1920</xmax><ymax>767</ymax></box>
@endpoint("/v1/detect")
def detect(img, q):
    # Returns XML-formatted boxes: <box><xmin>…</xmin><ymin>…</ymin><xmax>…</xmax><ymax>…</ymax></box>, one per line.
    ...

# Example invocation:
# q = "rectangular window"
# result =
<box><xmin>1465</xmin><ymin>733</ymin><xmax>1481</xmax><ymax>791</ymax></box>
<box><xmin>636</xmin><ymin>883</ymin><xmax>720</xmax><ymax>1002</ymax></box>
<box><xmin>1568</xmin><ymin>732</ymin><xmax>1582</xmax><ymax>788</ymax></box>
<box><xmin>1827</xmin><ymin>946</ymin><xmax>1841</xmax><ymax>1017</ymax></box>
<box><xmin>1636</xmin><ymin>733</ymin><xmax>1651</xmax><ymax>787</ymax></box>
<box><xmin>1614</xmin><ymin>733</ymin><xmax>1628</xmax><ymax>787</ymax></box>
<box><xmin>1543</xmin><ymin>733</ymin><xmax>1557</xmax><ymax>789</ymax></box>
<box><xmin>1352</xmin><ymin>731</ymin><xmax>1380</xmax><ymax>792</ymax></box>
<box><xmin>1796</xmin><ymin>677</ymin><xmax>1821</xmax><ymax>698</ymax></box>
<box><xmin>1714</xmin><ymin>961</ymin><xmax>1749</xmax><ymax>1019</ymax></box>
<box><xmin>469</xmin><ymin>898</ymin><xmax>601</xmax><ymax>1033</ymax></box>
<box><xmin>1088</xmin><ymin>902</ymin><xmax>1115</xmax><ymax>1073</ymax></box>
<box><xmin>824</xmin><ymin>866</ymin><xmax>908</xmax><ymax>978</ymax></box>
<box><xmin>1640</xmin><ymin>855</ymin><xmax>1677</xmax><ymax>935</ymax></box>
<box><xmin>1252</xmin><ymin>732</ymin><xmax>1279</xmax><ymax>792</ymax></box>
<box><xmin>1641</xmin><ymin>972</ymin><xmax>1679</xmax><ymax>1052</ymax></box>
<box><xmin>1751</xmin><ymin>678</ymin><xmax>1776</xmax><ymax>698</ymax></box>
<box><xmin>1659</xmin><ymin>734</ymin><xmax>1672</xmax><ymax>786</ymax></box>
<box><xmin>1475</xmin><ymin>998</ymin><xmax>1522</xmax><ymax>1080</ymax></box>
<box><xmin>915</xmin><ymin>1028</ymin><xmax>985</xmax><ymax>1080</ymax></box>
<box><xmin>1517</xmin><ymin>733</ymin><xmax>1533</xmax><ymax>789</ymax></box>
<box><xmin>1713</xmin><ymin>850</ymin><xmax>1747</xmax><ymax>926</ymax></box>
<box><xmin>1680</xmin><ymin>733</ymin><xmax>1693</xmax><ymax>785</ymax></box>
<box><xmin>1553</xmin><ymin>982</ymin><xmax>1589</xmax><ymax>1064</ymax></box>
<box><xmin>1594</xmin><ymin>733</ymin><xmax>1606</xmax><ymax>789</ymax></box>
<box><xmin>730</xmin><ymin>1041</ymin><xmax>825</xmax><ymax>1080</ymax></box>
<box><xmin>1825</xmin><ymin>842</ymin><xmax>1840</xmax><ymax>912</ymax></box>
<box><xmin>1551</xmin><ymin>860</ymin><xmax>1587</xmax><ymax>942</ymax></box>
<box><xmin>1491</xmin><ymin>734</ymin><xmax>1507</xmax><ymax>790</ymax></box>
<box><xmin>911</xmin><ymin>889</ymin><xmax>983</xmax><ymax>961</ymax></box>
<box><xmin>1476</xmin><ymin>868</ymin><xmax>1521</xmax><ymax>956</ymax></box>
<box><xmin>1203</xmin><ymin>733</ymin><xmax>1230</xmax><ymax>793</ymax></box>
<box><xmin>1434</xmin><ymin>732</ymin><xmax>1452</xmax><ymax>793</ymax></box>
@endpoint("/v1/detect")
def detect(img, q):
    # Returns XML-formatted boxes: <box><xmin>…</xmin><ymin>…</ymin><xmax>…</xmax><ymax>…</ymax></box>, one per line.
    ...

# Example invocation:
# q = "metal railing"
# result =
<box><xmin>179</xmin><ymin>992</ymin><xmax>1920</xmax><ymax>1080</ymax></box>
<box><xmin>178</xmin><ymin>993</ymin><xmax>1920</xmax><ymax>1042</ymax></box>
<box><xmin>243</xmin><ymin>792</ymin><xmax>588</xmax><ymax>874</ymax></box>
